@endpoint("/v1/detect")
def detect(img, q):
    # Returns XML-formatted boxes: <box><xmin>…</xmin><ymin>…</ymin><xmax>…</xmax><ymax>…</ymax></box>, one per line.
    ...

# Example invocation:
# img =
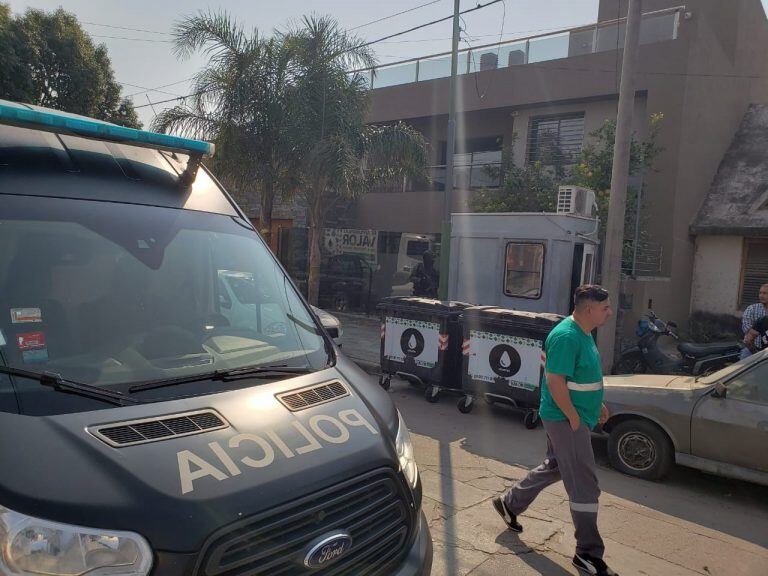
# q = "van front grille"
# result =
<box><xmin>196</xmin><ymin>469</ymin><xmax>412</xmax><ymax>576</ymax></box>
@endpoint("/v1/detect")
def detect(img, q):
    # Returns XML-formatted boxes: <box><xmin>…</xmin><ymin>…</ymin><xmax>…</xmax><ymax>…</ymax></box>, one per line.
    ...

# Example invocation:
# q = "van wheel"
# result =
<box><xmin>457</xmin><ymin>396</ymin><xmax>474</xmax><ymax>413</ymax></box>
<box><xmin>425</xmin><ymin>385</ymin><xmax>440</xmax><ymax>403</ymax></box>
<box><xmin>608</xmin><ymin>419</ymin><xmax>673</xmax><ymax>481</ymax></box>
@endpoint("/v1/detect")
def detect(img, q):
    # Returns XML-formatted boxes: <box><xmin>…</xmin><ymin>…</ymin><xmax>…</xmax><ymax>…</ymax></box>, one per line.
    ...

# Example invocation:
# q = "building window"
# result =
<box><xmin>504</xmin><ymin>242</ymin><xmax>545</xmax><ymax>299</ymax></box>
<box><xmin>527</xmin><ymin>113</ymin><xmax>585</xmax><ymax>166</ymax></box>
<box><xmin>426</xmin><ymin>136</ymin><xmax>504</xmax><ymax>191</ymax></box>
<box><xmin>740</xmin><ymin>238</ymin><xmax>768</xmax><ymax>308</ymax></box>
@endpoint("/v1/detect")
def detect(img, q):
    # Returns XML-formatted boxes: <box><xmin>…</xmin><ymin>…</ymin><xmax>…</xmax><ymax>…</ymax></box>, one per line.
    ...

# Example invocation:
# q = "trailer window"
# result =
<box><xmin>504</xmin><ymin>242</ymin><xmax>544</xmax><ymax>299</ymax></box>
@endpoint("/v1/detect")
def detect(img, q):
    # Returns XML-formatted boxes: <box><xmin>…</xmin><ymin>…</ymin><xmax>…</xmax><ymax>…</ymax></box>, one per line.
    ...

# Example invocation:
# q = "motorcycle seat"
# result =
<box><xmin>678</xmin><ymin>341</ymin><xmax>741</xmax><ymax>357</ymax></box>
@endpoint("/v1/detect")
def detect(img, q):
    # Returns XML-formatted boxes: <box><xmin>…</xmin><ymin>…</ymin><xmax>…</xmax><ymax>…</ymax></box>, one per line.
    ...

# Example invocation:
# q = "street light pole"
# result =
<box><xmin>598</xmin><ymin>0</ymin><xmax>643</xmax><ymax>371</ymax></box>
<box><xmin>438</xmin><ymin>0</ymin><xmax>461</xmax><ymax>301</ymax></box>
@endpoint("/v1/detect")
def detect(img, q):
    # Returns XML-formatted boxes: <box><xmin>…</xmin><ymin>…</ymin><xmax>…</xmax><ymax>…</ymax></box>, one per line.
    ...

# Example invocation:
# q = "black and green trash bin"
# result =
<box><xmin>458</xmin><ymin>306</ymin><xmax>564</xmax><ymax>426</ymax></box>
<box><xmin>377</xmin><ymin>297</ymin><xmax>470</xmax><ymax>402</ymax></box>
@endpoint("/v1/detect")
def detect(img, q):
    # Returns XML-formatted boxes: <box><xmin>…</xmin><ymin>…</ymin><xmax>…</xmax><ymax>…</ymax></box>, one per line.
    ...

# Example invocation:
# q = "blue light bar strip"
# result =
<box><xmin>0</xmin><ymin>102</ymin><xmax>214</xmax><ymax>157</ymax></box>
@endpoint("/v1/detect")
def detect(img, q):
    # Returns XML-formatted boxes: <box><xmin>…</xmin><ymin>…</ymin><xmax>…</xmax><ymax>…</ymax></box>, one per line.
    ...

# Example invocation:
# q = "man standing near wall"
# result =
<box><xmin>741</xmin><ymin>283</ymin><xmax>768</xmax><ymax>359</ymax></box>
<box><xmin>493</xmin><ymin>285</ymin><xmax>617</xmax><ymax>576</ymax></box>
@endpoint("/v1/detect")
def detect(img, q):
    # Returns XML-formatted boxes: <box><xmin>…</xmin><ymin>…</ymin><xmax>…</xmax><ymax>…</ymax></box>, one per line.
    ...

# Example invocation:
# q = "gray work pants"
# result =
<box><xmin>504</xmin><ymin>419</ymin><xmax>604</xmax><ymax>558</ymax></box>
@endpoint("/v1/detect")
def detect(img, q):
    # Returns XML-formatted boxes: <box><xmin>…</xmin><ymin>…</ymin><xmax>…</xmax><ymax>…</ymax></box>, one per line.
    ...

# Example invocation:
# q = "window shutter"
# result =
<box><xmin>740</xmin><ymin>239</ymin><xmax>768</xmax><ymax>307</ymax></box>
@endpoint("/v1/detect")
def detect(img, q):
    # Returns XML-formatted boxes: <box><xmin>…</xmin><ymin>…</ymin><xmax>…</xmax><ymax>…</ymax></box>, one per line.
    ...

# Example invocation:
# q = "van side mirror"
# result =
<box><xmin>712</xmin><ymin>382</ymin><xmax>727</xmax><ymax>399</ymax></box>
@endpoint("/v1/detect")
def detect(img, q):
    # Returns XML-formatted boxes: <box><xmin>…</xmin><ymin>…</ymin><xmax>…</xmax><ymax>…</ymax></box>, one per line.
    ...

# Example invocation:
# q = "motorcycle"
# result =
<box><xmin>612</xmin><ymin>310</ymin><xmax>743</xmax><ymax>376</ymax></box>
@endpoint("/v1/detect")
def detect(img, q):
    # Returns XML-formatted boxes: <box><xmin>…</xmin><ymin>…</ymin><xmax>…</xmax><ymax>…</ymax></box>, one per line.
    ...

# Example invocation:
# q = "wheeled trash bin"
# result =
<box><xmin>458</xmin><ymin>306</ymin><xmax>563</xmax><ymax>426</ymax></box>
<box><xmin>377</xmin><ymin>297</ymin><xmax>470</xmax><ymax>403</ymax></box>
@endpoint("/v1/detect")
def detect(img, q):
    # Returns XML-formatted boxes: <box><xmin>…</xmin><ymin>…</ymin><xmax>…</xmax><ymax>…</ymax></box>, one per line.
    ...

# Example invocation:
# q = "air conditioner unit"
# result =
<box><xmin>557</xmin><ymin>186</ymin><xmax>596</xmax><ymax>216</ymax></box>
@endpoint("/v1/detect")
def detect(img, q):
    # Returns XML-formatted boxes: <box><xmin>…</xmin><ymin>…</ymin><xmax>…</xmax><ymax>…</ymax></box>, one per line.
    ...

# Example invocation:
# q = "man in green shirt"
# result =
<box><xmin>493</xmin><ymin>285</ymin><xmax>616</xmax><ymax>576</ymax></box>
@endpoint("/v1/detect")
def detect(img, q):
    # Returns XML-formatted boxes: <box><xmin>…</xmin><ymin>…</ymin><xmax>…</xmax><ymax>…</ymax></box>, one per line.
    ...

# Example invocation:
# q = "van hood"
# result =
<box><xmin>0</xmin><ymin>363</ymin><xmax>400</xmax><ymax>553</ymax></box>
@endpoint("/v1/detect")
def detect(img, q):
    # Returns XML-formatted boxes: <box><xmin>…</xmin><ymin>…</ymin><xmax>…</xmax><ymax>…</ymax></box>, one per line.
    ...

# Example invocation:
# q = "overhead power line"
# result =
<box><xmin>82</xmin><ymin>21</ymin><xmax>171</xmax><ymax>36</ymax></box>
<box><xmin>349</xmin><ymin>0</ymin><xmax>443</xmax><ymax>31</ymax></box>
<box><xmin>134</xmin><ymin>0</ymin><xmax>505</xmax><ymax>110</ymax></box>
<box><xmin>353</xmin><ymin>0</ymin><xmax>504</xmax><ymax>51</ymax></box>
<box><xmin>90</xmin><ymin>34</ymin><xmax>172</xmax><ymax>43</ymax></box>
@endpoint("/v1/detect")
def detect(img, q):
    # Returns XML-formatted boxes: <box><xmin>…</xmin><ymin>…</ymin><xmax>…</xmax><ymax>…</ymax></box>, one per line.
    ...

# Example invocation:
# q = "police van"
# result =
<box><xmin>0</xmin><ymin>100</ymin><xmax>432</xmax><ymax>576</ymax></box>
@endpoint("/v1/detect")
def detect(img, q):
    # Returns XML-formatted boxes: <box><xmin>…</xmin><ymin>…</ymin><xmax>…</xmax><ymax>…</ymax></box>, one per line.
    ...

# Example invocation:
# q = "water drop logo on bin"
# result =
<box><xmin>489</xmin><ymin>345</ymin><xmax>522</xmax><ymax>378</ymax></box>
<box><xmin>400</xmin><ymin>328</ymin><xmax>425</xmax><ymax>357</ymax></box>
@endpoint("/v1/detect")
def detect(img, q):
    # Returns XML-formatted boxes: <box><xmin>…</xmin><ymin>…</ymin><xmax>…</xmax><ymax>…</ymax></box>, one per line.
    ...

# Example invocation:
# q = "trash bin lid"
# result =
<box><xmin>461</xmin><ymin>306</ymin><xmax>564</xmax><ymax>329</ymax></box>
<box><xmin>376</xmin><ymin>296</ymin><xmax>472</xmax><ymax>315</ymax></box>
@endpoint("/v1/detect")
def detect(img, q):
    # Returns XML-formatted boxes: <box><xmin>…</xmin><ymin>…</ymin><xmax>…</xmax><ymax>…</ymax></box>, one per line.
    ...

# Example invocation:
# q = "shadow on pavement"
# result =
<box><xmin>495</xmin><ymin>533</ymin><xmax>575</xmax><ymax>576</ymax></box>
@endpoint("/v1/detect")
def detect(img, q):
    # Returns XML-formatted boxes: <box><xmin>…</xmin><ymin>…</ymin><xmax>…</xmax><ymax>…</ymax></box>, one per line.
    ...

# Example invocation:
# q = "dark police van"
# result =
<box><xmin>0</xmin><ymin>99</ymin><xmax>432</xmax><ymax>576</ymax></box>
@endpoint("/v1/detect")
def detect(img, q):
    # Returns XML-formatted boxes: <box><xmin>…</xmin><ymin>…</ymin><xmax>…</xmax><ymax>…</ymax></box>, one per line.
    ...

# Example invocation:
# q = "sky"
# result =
<box><xmin>6</xmin><ymin>1</ymin><xmax>768</xmax><ymax>128</ymax></box>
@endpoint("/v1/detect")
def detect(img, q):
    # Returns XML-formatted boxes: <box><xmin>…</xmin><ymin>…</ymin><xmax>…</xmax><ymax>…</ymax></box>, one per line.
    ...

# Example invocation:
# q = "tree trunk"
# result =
<box><xmin>307</xmin><ymin>190</ymin><xmax>325</xmax><ymax>306</ymax></box>
<box><xmin>259</xmin><ymin>179</ymin><xmax>275</xmax><ymax>249</ymax></box>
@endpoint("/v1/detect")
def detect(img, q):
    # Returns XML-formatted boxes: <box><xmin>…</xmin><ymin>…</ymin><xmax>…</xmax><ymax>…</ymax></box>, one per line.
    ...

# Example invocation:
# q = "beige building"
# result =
<box><xmin>350</xmin><ymin>0</ymin><xmax>768</xmax><ymax>337</ymax></box>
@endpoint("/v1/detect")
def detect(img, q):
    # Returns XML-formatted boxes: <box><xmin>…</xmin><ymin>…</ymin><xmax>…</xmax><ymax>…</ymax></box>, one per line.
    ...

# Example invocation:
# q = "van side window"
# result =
<box><xmin>504</xmin><ymin>242</ymin><xmax>545</xmax><ymax>299</ymax></box>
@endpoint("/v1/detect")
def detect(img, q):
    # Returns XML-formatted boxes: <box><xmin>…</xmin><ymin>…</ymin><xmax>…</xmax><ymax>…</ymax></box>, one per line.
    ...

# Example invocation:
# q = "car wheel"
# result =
<box><xmin>612</xmin><ymin>352</ymin><xmax>647</xmax><ymax>375</ymax></box>
<box><xmin>608</xmin><ymin>419</ymin><xmax>673</xmax><ymax>481</ymax></box>
<box><xmin>332</xmin><ymin>292</ymin><xmax>349</xmax><ymax>312</ymax></box>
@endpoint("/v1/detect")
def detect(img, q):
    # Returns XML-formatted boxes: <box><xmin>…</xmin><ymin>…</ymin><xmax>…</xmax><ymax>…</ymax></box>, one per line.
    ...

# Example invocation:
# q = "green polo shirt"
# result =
<box><xmin>539</xmin><ymin>316</ymin><xmax>604</xmax><ymax>429</ymax></box>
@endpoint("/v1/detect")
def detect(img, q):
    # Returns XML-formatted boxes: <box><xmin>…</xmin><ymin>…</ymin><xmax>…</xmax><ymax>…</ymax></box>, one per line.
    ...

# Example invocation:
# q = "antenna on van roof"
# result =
<box><xmin>0</xmin><ymin>100</ymin><xmax>215</xmax><ymax>188</ymax></box>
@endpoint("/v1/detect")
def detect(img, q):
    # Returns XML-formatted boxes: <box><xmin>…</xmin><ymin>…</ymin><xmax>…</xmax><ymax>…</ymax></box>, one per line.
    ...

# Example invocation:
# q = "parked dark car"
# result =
<box><xmin>319</xmin><ymin>253</ymin><xmax>377</xmax><ymax>312</ymax></box>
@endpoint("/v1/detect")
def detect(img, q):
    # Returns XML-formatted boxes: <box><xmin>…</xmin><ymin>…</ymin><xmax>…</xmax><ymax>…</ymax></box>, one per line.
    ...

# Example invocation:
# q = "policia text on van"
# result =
<box><xmin>0</xmin><ymin>100</ymin><xmax>432</xmax><ymax>576</ymax></box>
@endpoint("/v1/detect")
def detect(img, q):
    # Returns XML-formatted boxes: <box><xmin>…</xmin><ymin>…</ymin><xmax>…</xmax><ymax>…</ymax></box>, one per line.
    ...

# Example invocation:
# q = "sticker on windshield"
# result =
<box><xmin>16</xmin><ymin>331</ymin><xmax>46</xmax><ymax>351</ymax></box>
<box><xmin>22</xmin><ymin>349</ymin><xmax>48</xmax><ymax>363</ymax></box>
<box><xmin>10</xmin><ymin>308</ymin><xmax>42</xmax><ymax>324</ymax></box>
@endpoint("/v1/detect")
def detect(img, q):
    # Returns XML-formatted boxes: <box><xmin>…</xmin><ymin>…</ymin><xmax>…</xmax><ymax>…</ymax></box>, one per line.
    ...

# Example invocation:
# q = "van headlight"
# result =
<box><xmin>0</xmin><ymin>505</ymin><xmax>152</xmax><ymax>576</ymax></box>
<box><xmin>396</xmin><ymin>411</ymin><xmax>418</xmax><ymax>490</ymax></box>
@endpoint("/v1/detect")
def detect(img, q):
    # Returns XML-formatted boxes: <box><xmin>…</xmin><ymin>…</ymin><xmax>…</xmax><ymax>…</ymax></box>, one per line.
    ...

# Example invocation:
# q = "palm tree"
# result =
<box><xmin>284</xmin><ymin>16</ymin><xmax>429</xmax><ymax>305</ymax></box>
<box><xmin>152</xmin><ymin>11</ymin><xmax>299</xmax><ymax>245</ymax></box>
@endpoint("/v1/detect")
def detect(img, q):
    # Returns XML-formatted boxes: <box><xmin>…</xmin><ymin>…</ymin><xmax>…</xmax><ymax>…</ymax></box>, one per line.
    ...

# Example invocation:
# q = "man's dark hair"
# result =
<box><xmin>574</xmin><ymin>284</ymin><xmax>609</xmax><ymax>307</ymax></box>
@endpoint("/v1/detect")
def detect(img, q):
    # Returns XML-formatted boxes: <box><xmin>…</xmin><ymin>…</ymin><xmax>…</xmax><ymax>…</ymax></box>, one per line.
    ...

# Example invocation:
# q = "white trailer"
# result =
<box><xmin>447</xmin><ymin>212</ymin><xmax>599</xmax><ymax>316</ymax></box>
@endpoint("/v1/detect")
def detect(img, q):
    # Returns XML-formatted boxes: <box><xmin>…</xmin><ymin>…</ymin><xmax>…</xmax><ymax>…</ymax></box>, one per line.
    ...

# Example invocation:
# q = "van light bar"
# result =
<box><xmin>0</xmin><ymin>101</ymin><xmax>215</xmax><ymax>158</ymax></box>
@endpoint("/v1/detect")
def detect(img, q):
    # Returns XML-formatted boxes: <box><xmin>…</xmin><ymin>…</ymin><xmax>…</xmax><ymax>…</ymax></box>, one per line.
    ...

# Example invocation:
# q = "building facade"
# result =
<box><xmin>350</xmin><ymin>0</ymin><xmax>768</xmax><ymax>336</ymax></box>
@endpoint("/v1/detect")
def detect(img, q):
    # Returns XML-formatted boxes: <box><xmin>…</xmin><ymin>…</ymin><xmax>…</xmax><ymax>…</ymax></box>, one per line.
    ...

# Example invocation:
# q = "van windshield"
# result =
<box><xmin>0</xmin><ymin>195</ymin><xmax>329</xmax><ymax>390</ymax></box>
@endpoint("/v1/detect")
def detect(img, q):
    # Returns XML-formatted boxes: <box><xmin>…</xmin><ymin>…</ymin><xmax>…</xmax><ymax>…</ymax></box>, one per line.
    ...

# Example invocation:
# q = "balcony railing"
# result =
<box><xmin>375</xmin><ymin>153</ymin><xmax>503</xmax><ymax>193</ymax></box>
<box><xmin>352</xmin><ymin>6</ymin><xmax>683</xmax><ymax>90</ymax></box>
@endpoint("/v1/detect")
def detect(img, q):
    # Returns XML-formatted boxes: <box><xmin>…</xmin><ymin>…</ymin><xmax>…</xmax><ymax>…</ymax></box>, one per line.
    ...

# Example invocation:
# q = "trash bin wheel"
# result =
<box><xmin>379</xmin><ymin>375</ymin><xmax>391</xmax><ymax>391</ymax></box>
<box><xmin>425</xmin><ymin>385</ymin><xmax>440</xmax><ymax>403</ymax></box>
<box><xmin>457</xmin><ymin>395</ymin><xmax>474</xmax><ymax>414</ymax></box>
<box><xmin>524</xmin><ymin>410</ymin><xmax>540</xmax><ymax>429</ymax></box>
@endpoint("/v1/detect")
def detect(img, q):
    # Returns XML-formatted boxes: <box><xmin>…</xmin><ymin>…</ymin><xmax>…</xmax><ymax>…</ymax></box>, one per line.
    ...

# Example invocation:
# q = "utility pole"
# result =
<box><xmin>437</xmin><ymin>0</ymin><xmax>461</xmax><ymax>301</ymax></box>
<box><xmin>598</xmin><ymin>0</ymin><xmax>643</xmax><ymax>371</ymax></box>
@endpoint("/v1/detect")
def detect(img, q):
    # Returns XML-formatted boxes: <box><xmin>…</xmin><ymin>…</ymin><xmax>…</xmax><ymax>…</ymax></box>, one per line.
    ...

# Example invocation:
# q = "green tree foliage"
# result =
<box><xmin>0</xmin><ymin>3</ymin><xmax>141</xmax><ymax>128</ymax></box>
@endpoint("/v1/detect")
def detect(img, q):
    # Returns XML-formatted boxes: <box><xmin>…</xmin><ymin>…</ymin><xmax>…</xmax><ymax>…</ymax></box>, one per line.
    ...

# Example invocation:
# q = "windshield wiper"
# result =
<box><xmin>0</xmin><ymin>366</ymin><xmax>141</xmax><ymax>406</ymax></box>
<box><xmin>127</xmin><ymin>364</ymin><xmax>313</xmax><ymax>394</ymax></box>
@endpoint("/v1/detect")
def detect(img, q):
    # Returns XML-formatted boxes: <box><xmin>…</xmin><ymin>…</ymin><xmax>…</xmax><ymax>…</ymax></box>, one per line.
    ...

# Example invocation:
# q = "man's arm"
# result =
<box><xmin>742</xmin><ymin>305</ymin><xmax>755</xmax><ymax>335</ymax></box>
<box><xmin>546</xmin><ymin>373</ymin><xmax>581</xmax><ymax>431</ymax></box>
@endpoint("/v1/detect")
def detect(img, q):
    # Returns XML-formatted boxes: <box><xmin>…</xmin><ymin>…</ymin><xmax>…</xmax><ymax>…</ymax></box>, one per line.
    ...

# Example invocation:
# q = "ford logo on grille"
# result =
<box><xmin>303</xmin><ymin>531</ymin><xmax>353</xmax><ymax>568</ymax></box>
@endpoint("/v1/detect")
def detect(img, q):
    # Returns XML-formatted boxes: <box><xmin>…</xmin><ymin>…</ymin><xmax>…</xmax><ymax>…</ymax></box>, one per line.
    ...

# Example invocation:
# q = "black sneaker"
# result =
<box><xmin>572</xmin><ymin>553</ymin><xmax>618</xmax><ymax>576</ymax></box>
<box><xmin>492</xmin><ymin>496</ymin><xmax>523</xmax><ymax>532</ymax></box>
